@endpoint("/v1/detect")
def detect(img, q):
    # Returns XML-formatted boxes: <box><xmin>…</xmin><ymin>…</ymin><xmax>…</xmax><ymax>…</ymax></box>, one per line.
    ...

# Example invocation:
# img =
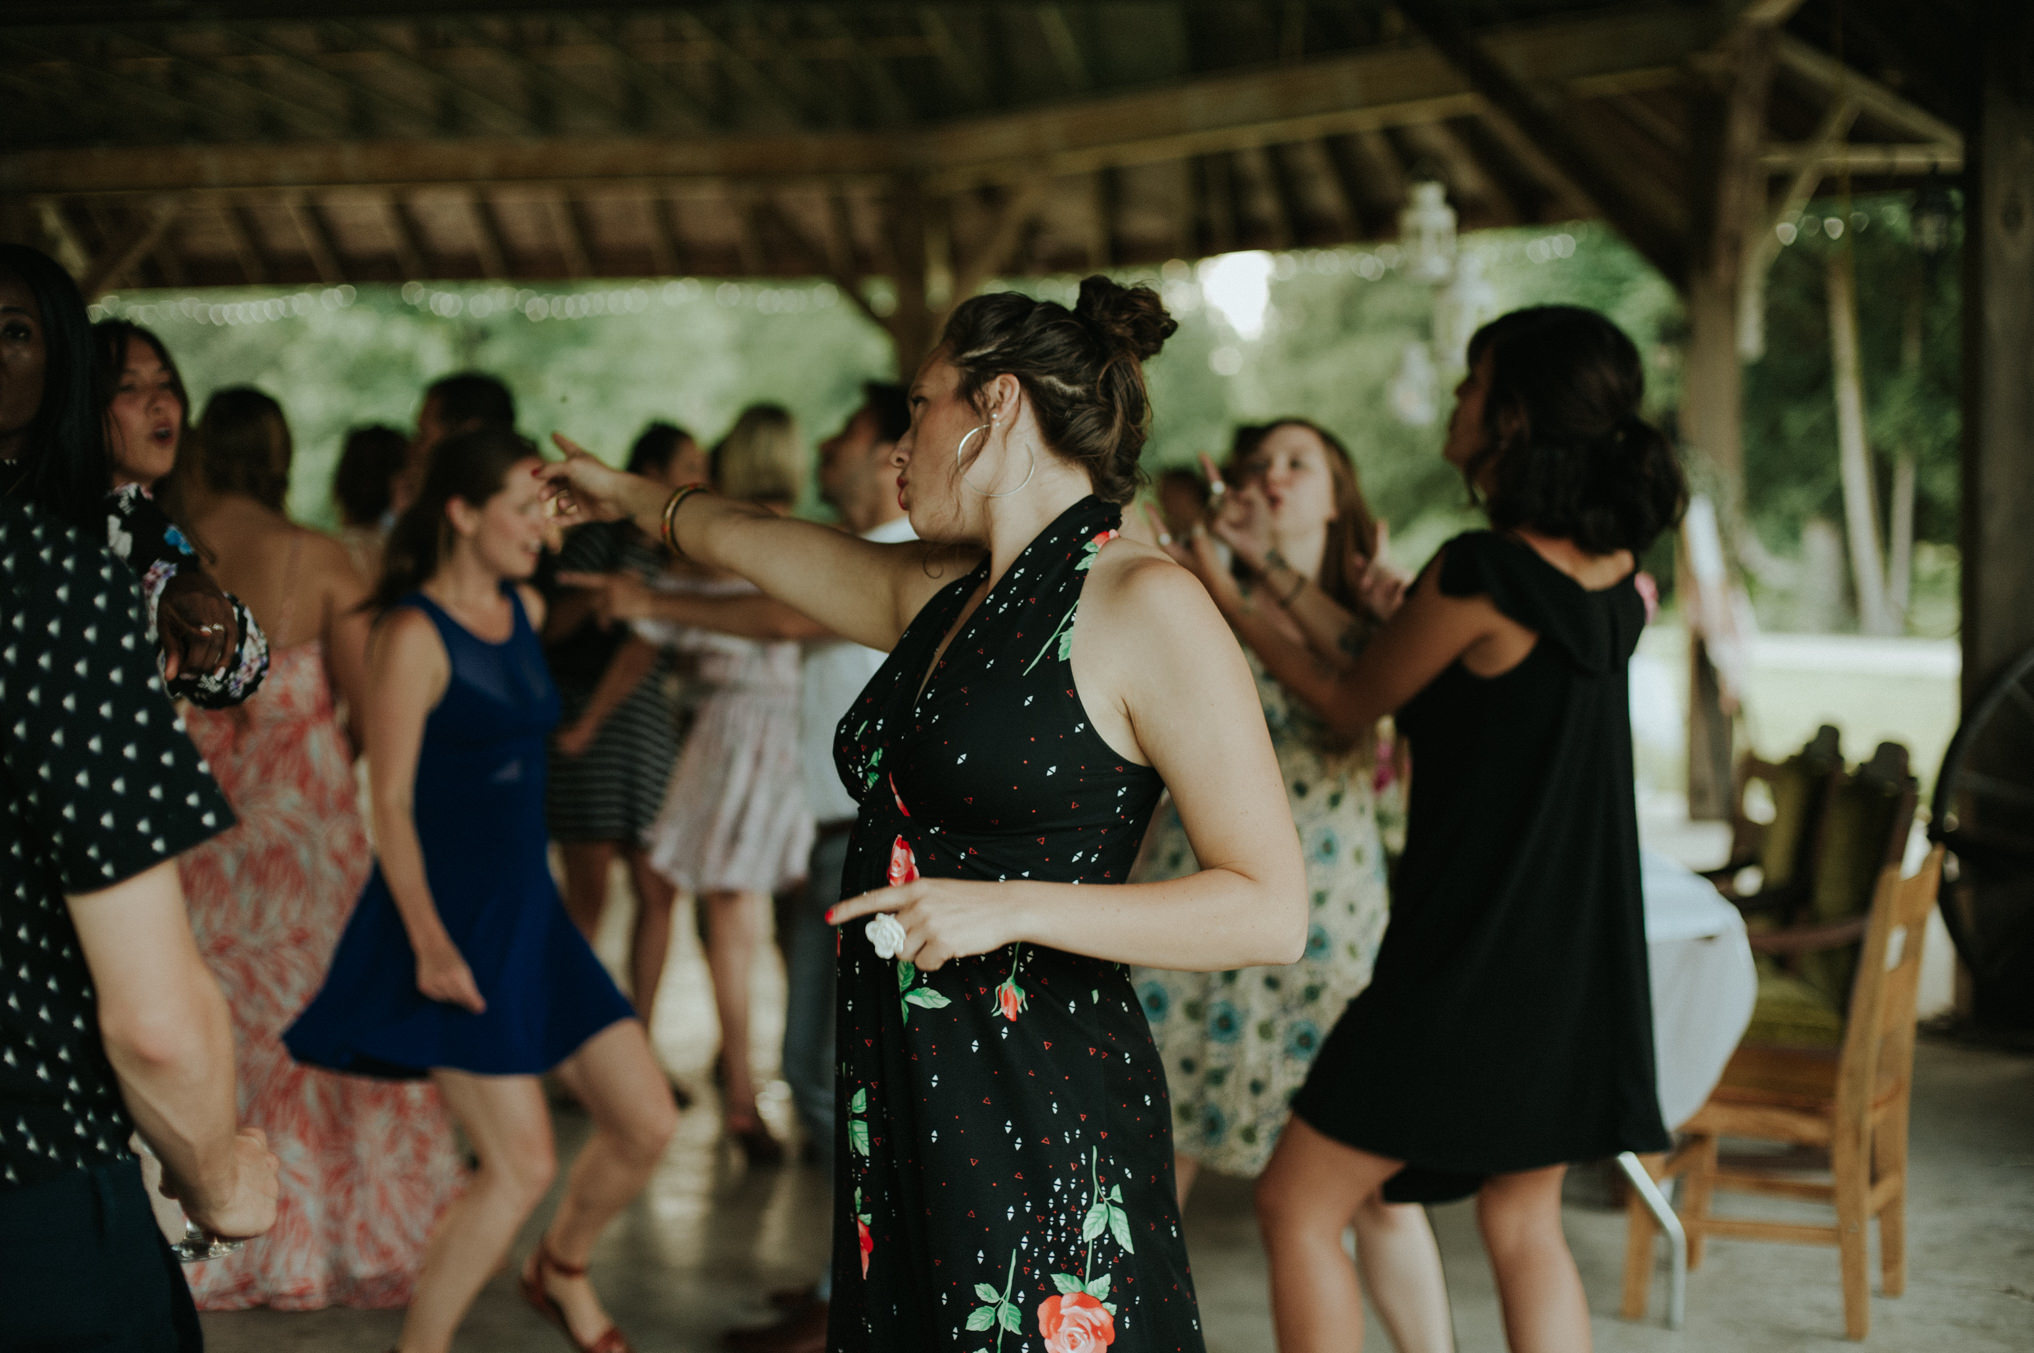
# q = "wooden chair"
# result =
<box><xmin>1621</xmin><ymin>845</ymin><xmax>1945</xmax><ymax>1340</ymax></box>
<box><xmin>1742</xmin><ymin>744</ymin><xmax>1918</xmax><ymax>1050</ymax></box>
<box><xmin>1705</xmin><ymin>725</ymin><xmax>1844</xmax><ymax>925</ymax></box>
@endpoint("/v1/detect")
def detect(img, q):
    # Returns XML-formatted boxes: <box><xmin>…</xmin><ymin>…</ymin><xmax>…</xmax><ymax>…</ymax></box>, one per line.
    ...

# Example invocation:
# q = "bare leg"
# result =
<box><xmin>396</xmin><ymin>1074</ymin><xmax>556</xmax><ymax>1353</ymax></box>
<box><xmin>558</xmin><ymin>840</ymin><xmax>617</xmax><ymax>942</ymax></box>
<box><xmin>621</xmin><ymin>846</ymin><xmax>677</xmax><ymax>1026</ymax></box>
<box><xmin>1174</xmin><ymin>1154</ymin><xmax>1201</xmax><ymax>1211</ymax></box>
<box><xmin>702</xmin><ymin>888</ymin><xmax>762</xmax><ymax>1124</ymax></box>
<box><xmin>1256</xmin><ymin>1117</ymin><xmax>1406</xmax><ymax>1353</ymax></box>
<box><xmin>1353</xmin><ymin>1196</ymin><xmax>1455</xmax><ymax>1353</ymax></box>
<box><xmin>533</xmin><ymin>1018</ymin><xmax>680</xmax><ymax>1347</ymax></box>
<box><xmin>1477</xmin><ymin>1165</ymin><xmax>1590</xmax><ymax>1353</ymax></box>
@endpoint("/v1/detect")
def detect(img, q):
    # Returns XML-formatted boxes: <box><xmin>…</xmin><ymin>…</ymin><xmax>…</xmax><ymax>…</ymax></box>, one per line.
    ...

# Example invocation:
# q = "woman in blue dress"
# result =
<box><xmin>287</xmin><ymin>428</ymin><xmax>677</xmax><ymax>1353</ymax></box>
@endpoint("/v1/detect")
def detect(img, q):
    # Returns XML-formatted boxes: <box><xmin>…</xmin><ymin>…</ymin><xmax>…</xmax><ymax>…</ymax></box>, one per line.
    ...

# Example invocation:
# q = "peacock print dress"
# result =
<box><xmin>828</xmin><ymin>494</ymin><xmax>1202</xmax><ymax>1352</ymax></box>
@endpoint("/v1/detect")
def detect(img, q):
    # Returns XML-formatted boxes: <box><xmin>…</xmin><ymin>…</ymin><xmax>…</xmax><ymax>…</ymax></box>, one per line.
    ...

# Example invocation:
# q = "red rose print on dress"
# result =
<box><xmin>995</xmin><ymin>979</ymin><xmax>1026</xmax><ymax>1021</ymax></box>
<box><xmin>886</xmin><ymin>835</ymin><xmax>919</xmax><ymax>887</ymax></box>
<box><xmin>1038</xmin><ymin>1291</ymin><xmax>1116</xmax><ymax>1352</ymax></box>
<box><xmin>857</xmin><ymin>1217</ymin><xmax>874</xmax><ymax>1277</ymax></box>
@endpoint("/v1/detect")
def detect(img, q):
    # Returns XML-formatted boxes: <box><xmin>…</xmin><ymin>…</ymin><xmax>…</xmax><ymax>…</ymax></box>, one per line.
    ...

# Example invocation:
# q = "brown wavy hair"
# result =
<box><xmin>939</xmin><ymin>275</ymin><xmax>1177</xmax><ymax>504</ymax></box>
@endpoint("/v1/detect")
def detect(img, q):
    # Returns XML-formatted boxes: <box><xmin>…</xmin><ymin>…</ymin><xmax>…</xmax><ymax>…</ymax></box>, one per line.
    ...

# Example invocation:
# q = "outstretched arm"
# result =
<box><xmin>543</xmin><ymin>437</ymin><xmax>972</xmax><ymax>651</ymax></box>
<box><xmin>558</xmin><ymin>569</ymin><xmax>835</xmax><ymax>642</ymax></box>
<box><xmin>1251</xmin><ymin>554</ymin><xmax>1502</xmax><ymax>738</ymax></box>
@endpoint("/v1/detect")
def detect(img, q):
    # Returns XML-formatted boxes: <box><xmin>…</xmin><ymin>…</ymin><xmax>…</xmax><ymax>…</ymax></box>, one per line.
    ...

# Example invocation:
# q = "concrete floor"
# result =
<box><xmin>195</xmin><ymin>884</ymin><xmax>2034</xmax><ymax>1352</ymax></box>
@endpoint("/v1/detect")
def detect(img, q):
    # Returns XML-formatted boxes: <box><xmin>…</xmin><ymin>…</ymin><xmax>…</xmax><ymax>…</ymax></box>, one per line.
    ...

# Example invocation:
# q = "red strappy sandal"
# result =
<box><xmin>518</xmin><ymin>1244</ymin><xmax>635</xmax><ymax>1353</ymax></box>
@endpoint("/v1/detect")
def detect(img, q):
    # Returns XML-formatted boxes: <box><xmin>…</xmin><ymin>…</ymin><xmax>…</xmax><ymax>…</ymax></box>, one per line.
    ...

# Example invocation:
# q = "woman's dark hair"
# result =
<box><xmin>625</xmin><ymin>421</ymin><xmax>696</xmax><ymax>477</ymax></box>
<box><xmin>369</xmin><ymin>426</ymin><xmax>536</xmax><ymax>613</ymax></box>
<box><xmin>1461</xmin><ymin>305</ymin><xmax>1687</xmax><ymax>555</ymax></box>
<box><xmin>189</xmin><ymin>386</ymin><xmax>292</xmax><ymax>512</ymax></box>
<box><xmin>425</xmin><ymin>371</ymin><xmax>516</xmax><ymax>432</ymax></box>
<box><xmin>939</xmin><ymin>275</ymin><xmax>1177</xmax><ymax>504</ymax></box>
<box><xmin>0</xmin><ymin>244</ymin><xmax>107</xmax><ymax>527</ymax></box>
<box><xmin>1233</xmin><ymin>418</ymin><xmax>1381</xmax><ymax>615</ymax></box>
<box><xmin>332</xmin><ymin>424</ymin><xmax>408</xmax><ymax>526</ymax></box>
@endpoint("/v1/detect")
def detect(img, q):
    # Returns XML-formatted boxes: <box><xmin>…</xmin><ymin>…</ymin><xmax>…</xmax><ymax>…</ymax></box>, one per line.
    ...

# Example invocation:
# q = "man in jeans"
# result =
<box><xmin>569</xmin><ymin>384</ymin><xmax>911</xmax><ymax>1352</ymax></box>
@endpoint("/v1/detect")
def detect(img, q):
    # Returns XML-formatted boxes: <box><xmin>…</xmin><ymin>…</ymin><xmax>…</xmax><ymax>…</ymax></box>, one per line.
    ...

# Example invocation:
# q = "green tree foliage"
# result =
<box><xmin>1744</xmin><ymin>194</ymin><xmax>1963</xmax><ymax>552</ymax></box>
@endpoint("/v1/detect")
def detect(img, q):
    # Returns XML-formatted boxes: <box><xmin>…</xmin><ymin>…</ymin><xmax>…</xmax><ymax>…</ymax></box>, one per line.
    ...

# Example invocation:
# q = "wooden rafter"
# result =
<box><xmin>1396</xmin><ymin>0</ymin><xmax>1687</xmax><ymax>278</ymax></box>
<box><xmin>34</xmin><ymin>199</ymin><xmax>91</xmax><ymax>278</ymax></box>
<box><xmin>384</xmin><ymin>195</ymin><xmax>429</xmax><ymax>279</ymax></box>
<box><xmin>1037</xmin><ymin>6</ymin><xmax>1093</xmax><ymax>95</ymax></box>
<box><xmin>951</xmin><ymin>177</ymin><xmax>1049</xmax><ymax>300</ymax></box>
<box><xmin>916</xmin><ymin>7</ymin><xmax>990</xmax><ymax>112</ymax></box>
<box><xmin>1290</xmin><ymin>139</ymin><xmax>1358</xmax><ymax>240</ymax></box>
<box><xmin>218</xmin><ymin>201</ymin><xmax>269</xmax><ymax>284</ymax></box>
<box><xmin>83</xmin><ymin>199</ymin><xmax>182</xmax><ymax>296</ymax></box>
<box><xmin>334</xmin><ymin>19</ymin><xmax>531</xmax><ymax>134</ymax></box>
<box><xmin>547</xmin><ymin>193</ymin><xmax>592</xmax><ymax>278</ymax></box>
<box><xmin>645</xmin><ymin>193</ymin><xmax>681</xmax><ymax>276</ymax></box>
<box><xmin>286</xmin><ymin>194</ymin><xmax>344</xmax><ymax>283</ymax></box>
<box><xmin>468</xmin><ymin>192</ymin><xmax>509</xmax><ymax>278</ymax></box>
<box><xmin>1773</xmin><ymin>34</ymin><xmax>1962</xmax><ymax>151</ymax></box>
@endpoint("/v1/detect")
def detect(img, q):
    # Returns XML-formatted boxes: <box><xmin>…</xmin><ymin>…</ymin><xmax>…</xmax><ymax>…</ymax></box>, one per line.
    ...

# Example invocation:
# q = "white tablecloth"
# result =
<box><xmin>1643</xmin><ymin>851</ymin><xmax>1758</xmax><ymax>1129</ymax></box>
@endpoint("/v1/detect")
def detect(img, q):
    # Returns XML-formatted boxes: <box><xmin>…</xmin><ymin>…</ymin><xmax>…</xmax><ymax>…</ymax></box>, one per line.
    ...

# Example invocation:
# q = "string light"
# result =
<box><xmin>90</xmin><ymin>276</ymin><xmax>844</xmax><ymax>328</ymax></box>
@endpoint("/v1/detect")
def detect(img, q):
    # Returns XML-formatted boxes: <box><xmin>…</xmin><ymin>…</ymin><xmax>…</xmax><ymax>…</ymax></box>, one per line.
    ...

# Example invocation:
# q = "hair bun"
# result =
<box><xmin>1074</xmin><ymin>276</ymin><xmax>1177</xmax><ymax>362</ymax></box>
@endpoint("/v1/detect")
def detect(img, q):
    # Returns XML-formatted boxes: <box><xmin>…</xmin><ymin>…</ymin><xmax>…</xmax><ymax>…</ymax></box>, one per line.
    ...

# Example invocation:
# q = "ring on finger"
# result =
<box><xmin>1157</xmin><ymin>530</ymin><xmax>1173</xmax><ymax>546</ymax></box>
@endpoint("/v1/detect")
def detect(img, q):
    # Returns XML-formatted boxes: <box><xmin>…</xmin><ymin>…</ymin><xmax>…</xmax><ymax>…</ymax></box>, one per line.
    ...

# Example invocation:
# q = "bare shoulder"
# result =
<box><xmin>373</xmin><ymin>603</ymin><xmax>446</xmax><ymax>667</ymax></box>
<box><xmin>1084</xmin><ymin>541</ymin><xmax>1230</xmax><ymax>651</ymax></box>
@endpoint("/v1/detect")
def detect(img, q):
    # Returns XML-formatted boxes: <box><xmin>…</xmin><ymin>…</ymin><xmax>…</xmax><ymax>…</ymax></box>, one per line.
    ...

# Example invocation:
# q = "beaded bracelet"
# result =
<box><xmin>660</xmin><ymin>482</ymin><xmax>710</xmax><ymax>556</ymax></box>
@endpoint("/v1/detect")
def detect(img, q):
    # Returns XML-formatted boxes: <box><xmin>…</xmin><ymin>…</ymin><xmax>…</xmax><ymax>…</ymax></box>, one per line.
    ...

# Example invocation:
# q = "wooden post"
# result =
<box><xmin>1679</xmin><ymin>28</ymin><xmax>1773</xmax><ymax>819</ymax></box>
<box><xmin>1961</xmin><ymin>3</ymin><xmax>2034</xmax><ymax>709</ymax></box>
<box><xmin>1826</xmin><ymin>254</ymin><xmax>1893</xmax><ymax>633</ymax></box>
<box><xmin>886</xmin><ymin>175</ymin><xmax>938</xmax><ymax>375</ymax></box>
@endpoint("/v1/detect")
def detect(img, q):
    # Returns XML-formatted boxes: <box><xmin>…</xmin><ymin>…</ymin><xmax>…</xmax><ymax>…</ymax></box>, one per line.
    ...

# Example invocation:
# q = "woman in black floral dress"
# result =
<box><xmin>547</xmin><ymin>276</ymin><xmax>1305</xmax><ymax>1351</ymax></box>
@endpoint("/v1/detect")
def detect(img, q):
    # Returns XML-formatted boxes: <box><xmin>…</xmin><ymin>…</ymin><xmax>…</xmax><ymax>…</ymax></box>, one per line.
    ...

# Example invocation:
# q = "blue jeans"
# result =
<box><xmin>0</xmin><ymin>1156</ymin><xmax>202</xmax><ymax>1351</ymax></box>
<box><xmin>785</xmin><ymin>827</ymin><xmax>850</xmax><ymax>1302</ymax></box>
<box><xmin>784</xmin><ymin>827</ymin><xmax>850</xmax><ymax>1174</ymax></box>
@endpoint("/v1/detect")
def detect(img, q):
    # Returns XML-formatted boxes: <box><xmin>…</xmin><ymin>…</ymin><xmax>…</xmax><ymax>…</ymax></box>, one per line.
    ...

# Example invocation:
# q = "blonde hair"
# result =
<box><xmin>711</xmin><ymin>404</ymin><xmax>805</xmax><ymax>504</ymax></box>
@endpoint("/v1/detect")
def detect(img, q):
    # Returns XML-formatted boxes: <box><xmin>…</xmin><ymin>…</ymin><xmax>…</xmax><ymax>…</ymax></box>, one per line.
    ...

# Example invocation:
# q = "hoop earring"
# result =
<box><xmin>957</xmin><ymin>421</ymin><xmax>1035</xmax><ymax>499</ymax></box>
<box><xmin>970</xmin><ymin>442</ymin><xmax>1036</xmax><ymax>499</ymax></box>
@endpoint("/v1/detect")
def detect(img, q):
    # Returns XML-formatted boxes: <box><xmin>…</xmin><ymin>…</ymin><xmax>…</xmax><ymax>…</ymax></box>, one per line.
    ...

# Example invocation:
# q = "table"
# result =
<box><xmin>1619</xmin><ymin>850</ymin><xmax>1757</xmax><ymax>1329</ymax></box>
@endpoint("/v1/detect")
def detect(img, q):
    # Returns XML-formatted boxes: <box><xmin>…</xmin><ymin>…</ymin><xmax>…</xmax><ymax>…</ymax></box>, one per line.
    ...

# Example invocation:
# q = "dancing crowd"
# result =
<box><xmin>1</xmin><ymin>240</ymin><xmax>1685</xmax><ymax>1353</ymax></box>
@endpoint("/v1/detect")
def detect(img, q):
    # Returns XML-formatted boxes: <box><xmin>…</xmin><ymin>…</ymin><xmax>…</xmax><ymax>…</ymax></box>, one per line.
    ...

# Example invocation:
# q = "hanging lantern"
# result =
<box><xmin>1433</xmin><ymin>252</ymin><xmax>1497</xmax><ymax>371</ymax></box>
<box><xmin>1398</xmin><ymin>179</ymin><xmax>1458</xmax><ymax>284</ymax></box>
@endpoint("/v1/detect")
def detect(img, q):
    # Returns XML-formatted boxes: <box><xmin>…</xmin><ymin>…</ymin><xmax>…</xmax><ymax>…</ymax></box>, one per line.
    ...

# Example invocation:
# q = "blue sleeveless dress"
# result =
<box><xmin>285</xmin><ymin>587</ymin><xmax>635</xmax><ymax>1079</ymax></box>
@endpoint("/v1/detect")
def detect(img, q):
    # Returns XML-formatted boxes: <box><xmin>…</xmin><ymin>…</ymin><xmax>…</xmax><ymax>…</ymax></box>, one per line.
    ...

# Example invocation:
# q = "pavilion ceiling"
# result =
<box><xmin>0</xmin><ymin>1</ymin><xmax>1968</xmax><ymax>301</ymax></box>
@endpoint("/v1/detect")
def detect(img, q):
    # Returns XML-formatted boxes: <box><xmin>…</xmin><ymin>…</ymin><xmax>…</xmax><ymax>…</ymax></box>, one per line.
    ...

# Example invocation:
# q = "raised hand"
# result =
<box><xmin>1352</xmin><ymin>520</ymin><xmax>1411</xmax><ymax>622</ymax></box>
<box><xmin>540</xmin><ymin>434</ymin><xmax>646</xmax><ymax>526</ymax></box>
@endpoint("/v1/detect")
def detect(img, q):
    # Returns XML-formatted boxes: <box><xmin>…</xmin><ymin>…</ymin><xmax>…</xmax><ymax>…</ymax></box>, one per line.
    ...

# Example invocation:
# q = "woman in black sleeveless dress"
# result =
<box><xmin>546</xmin><ymin>277</ymin><xmax>1307</xmax><ymax>1351</ymax></box>
<box><xmin>1249</xmin><ymin>307</ymin><xmax>1687</xmax><ymax>1353</ymax></box>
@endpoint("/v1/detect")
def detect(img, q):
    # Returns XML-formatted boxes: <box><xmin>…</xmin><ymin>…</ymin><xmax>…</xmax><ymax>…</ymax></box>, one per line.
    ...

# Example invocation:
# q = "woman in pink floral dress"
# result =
<box><xmin>174</xmin><ymin>388</ymin><xmax>464</xmax><ymax>1309</ymax></box>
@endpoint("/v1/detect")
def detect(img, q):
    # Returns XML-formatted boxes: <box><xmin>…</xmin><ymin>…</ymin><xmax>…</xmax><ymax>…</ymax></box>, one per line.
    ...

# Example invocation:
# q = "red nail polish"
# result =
<box><xmin>824</xmin><ymin>908</ymin><xmax>836</xmax><ymax>924</ymax></box>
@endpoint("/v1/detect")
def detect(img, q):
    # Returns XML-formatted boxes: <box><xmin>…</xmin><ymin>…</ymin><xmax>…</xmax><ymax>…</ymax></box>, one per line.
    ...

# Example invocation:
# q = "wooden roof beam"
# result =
<box><xmin>918</xmin><ymin>8</ymin><xmax>1711</xmax><ymax>191</ymax></box>
<box><xmin>1758</xmin><ymin>142</ymin><xmax>1964</xmax><ymax>174</ymax></box>
<box><xmin>117</xmin><ymin>27</ymin><xmax>339</xmax><ymax>137</ymax></box>
<box><xmin>548</xmin><ymin>194</ymin><xmax>593</xmax><ymax>278</ymax></box>
<box><xmin>468</xmin><ymin>193</ymin><xmax>509</xmax><ymax>279</ymax></box>
<box><xmin>916</xmin><ymin>7</ymin><xmax>990</xmax><ymax>112</ymax></box>
<box><xmin>1290</xmin><ymin>138</ymin><xmax>1359</xmax><ymax>241</ymax></box>
<box><xmin>1395</xmin><ymin>0</ymin><xmax>1687</xmax><ymax>279</ymax></box>
<box><xmin>575</xmin><ymin>16</ymin><xmax>714</xmax><ymax>133</ymax></box>
<box><xmin>1772</xmin><ymin>34</ymin><xmax>1962</xmax><ymax>152</ymax></box>
<box><xmin>83</xmin><ymin>198</ymin><xmax>182</xmax><ymax>297</ymax></box>
<box><xmin>286</xmin><ymin>194</ymin><xmax>344</xmax><ymax>283</ymax></box>
<box><xmin>334</xmin><ymin>19</ymin><xmax>531</xmax><ymax>134</ymax></box>
<box><xmin>1244</xmin><ymin>145</ymin><xmax>1299</xmax><ymax>251</ymax></box>
<box><xmin>384</xmin><ymin>195</ymin><xmax>428</xmax><ymax>280</ymax></box>
<box><xmin>674</xmin><ymin>11</ymin><xmax>802</xmax><ymax>126</ymax></box>
<box><xmin>813</xmin><ymin>11</ymin><xmax>910</xmax><ymax>126</ymax></box>
<box><xmin>218</xmin><ymin>202</ymin><xmax>270</xmax><ymax>284</ymax></box>
<box><xmin>1038</xmin><ymin>6</ymin><xmax>1093</xmax><ymax>95</ymax></box>
<box><xmin>952</xmin><ymin>177</ymin><xmax>1049</xmax><ymax>300</ymax></box>
<box><xmin>34</xmin><ymin>200</ymin><xmax>92</xmax><ymax>278</ymax></box>
<box><xmin>645</xmin><ymin>194</ymin><xmax>681</xmax><ymax>276</ymax></box>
